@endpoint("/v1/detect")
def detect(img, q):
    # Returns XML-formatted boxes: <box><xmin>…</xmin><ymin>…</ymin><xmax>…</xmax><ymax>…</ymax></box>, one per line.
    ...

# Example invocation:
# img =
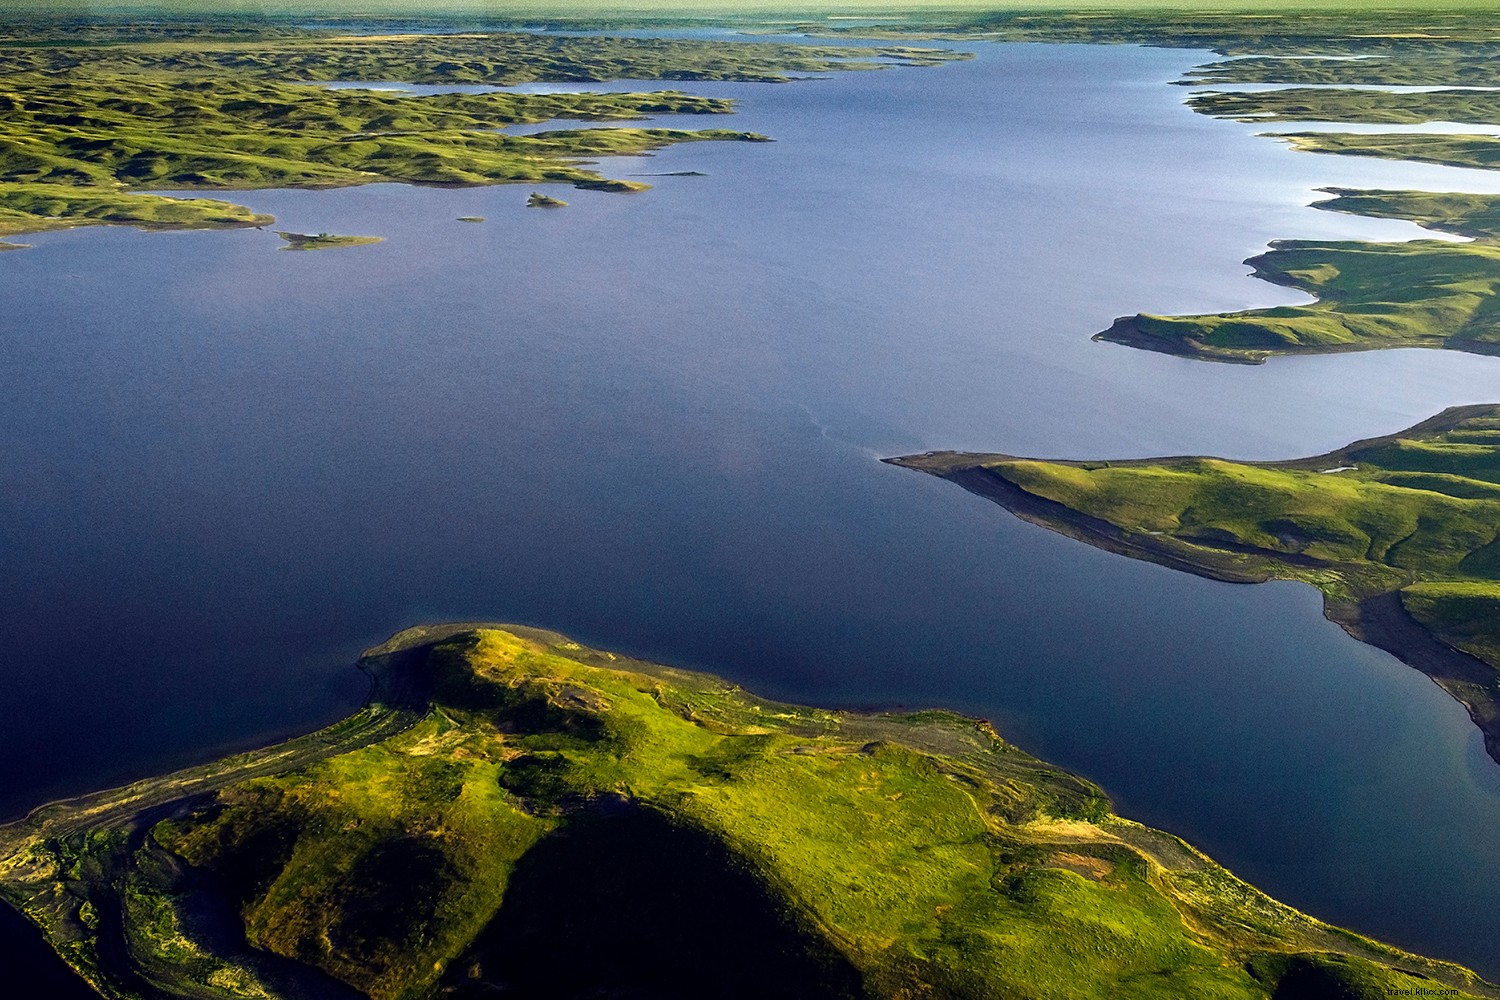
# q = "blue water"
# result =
<box><xmin>6</xmin><ymin>39</ymin><xmax>1500</xmax><ymax>975</ymax></box>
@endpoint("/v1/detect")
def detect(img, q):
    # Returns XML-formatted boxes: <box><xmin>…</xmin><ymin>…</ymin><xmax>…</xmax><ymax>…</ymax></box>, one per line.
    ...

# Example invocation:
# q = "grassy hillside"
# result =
<box><xmin>1278</xmin><ymin>132</ymin><xmax>1500</xmax><ymax>173</ymax></box>
<box><xmin>1</xmin><ymin>624</ymin><xmax>1493</xmax><ymax>1000</ymax></box>
<box><xmin>1189</xmin><ymin>88</ymin><xmax>1500</xmax><ymax>126</ymax></box>
<box><xmin>807</xmin><ymin>8</ymin><xmax>1500</xmax><ymax>54</ymax></box>
<box><xmin>1314</xmin><ymin>188</ymin><xmax>1500</xmax><ymax>239</ymax></box>
<box><xmin>0</xmin><ymin>25</ymin><xmax>961</xmax><ymax>242</ymax></box>
<box><xmin>891</xmin><ymin>405</ymin><xmax>1500</xmax><ymax>764</ymax></box>
<box><xmin>1096</xmin><ymin>189</ymin><xmax>1500</xmax><ymax>363</ymax></box>
<box><xmin>1184</xmin><ymin>51</ymin><xmax>1500</xmax><ymax>85</ymax></box>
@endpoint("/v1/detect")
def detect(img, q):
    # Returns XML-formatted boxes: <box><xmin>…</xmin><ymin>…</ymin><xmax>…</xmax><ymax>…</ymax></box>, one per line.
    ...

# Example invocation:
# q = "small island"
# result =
<box><xmin>276</xmin><ymin>231</ymin><xmax>383</xmax><ymax>251</ymax></box>
<box><xmin>527</xmin><ymin>192</ymin><xmax>568</xmax><ymax>208</ymax></box>
<box><xmin>1</xmin><ymin>625</ymin><xmax>1492</xmax><ymax>999</ymax></box>
<box><xmin>890</xmin><ymin>404</ymin><xmax>1500</xmax><ymax>764</ymax></box>
<box><xmin>456</xmin><ymin>216</ymin><xmax>485</xmax><ymax>223</ymax></box>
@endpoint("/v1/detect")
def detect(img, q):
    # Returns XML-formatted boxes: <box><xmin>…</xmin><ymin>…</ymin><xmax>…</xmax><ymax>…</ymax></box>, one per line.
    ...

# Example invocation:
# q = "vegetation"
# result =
<box><xmin>526</xmin><ymin>192</ymin><xmax>567</xmax><ymax>208</ymax></box>
<box><xmin>0</xmin><ymin>25</ymin><xmax>959</xmax><ymax>242</ymax></box>
<box><xmin>1182</xmin><ymin>51</ymin><xmax>1500</xmax><ymax>87</ymax></box>
<box><xmin>891</xmin><ymin>405</ymin><xmax>1500</xmax><ymax>764</ymax></box>
<box><xmin>0</xmin><ymin>27</ymin><xmax>966</xmax><ymax>84</ymax></box>
<box><xmin>1095</xmin><ymin>188</ymin><xmax>1500</xmax><ymax>363</ymax></box>
<box><xmin>809</xmin><ymin>9</ymin><xmax>1500</xmax><ymax>56</ymax></box>
<box><xmin>0</xmin><ymin>183</ymin><xmax>271</xmax><ymax>243</ymax></box>
<box><xmin>1190</xmin><ymin>88</ymin><xmax>1500</xmax><ymax>126</ymax></box>
<box><xmin>1275</xmin><ymin>132</ymin><xmax>1500</xmax><ymax>173</ymax></box>
<box><xmin>1315</xmin><ymin>187</ymin><xmax>1500</xmax><ymax>240</ymax></box>
<box><xmin>276</xmin><ymin>230</ymin><xmax>381</xmax><ymax>250</ymax></box>
<box><xmin>2</xmin><ymin>624</ymin><xmax>1493</xmax><ymax>1000</ymax></box>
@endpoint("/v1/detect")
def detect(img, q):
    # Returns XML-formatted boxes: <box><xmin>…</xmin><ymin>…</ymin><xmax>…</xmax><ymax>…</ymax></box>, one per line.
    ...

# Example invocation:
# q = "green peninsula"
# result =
<box><xmin>1183</xmin><ymin>52</ymin><xmax>1500</xmax><ymax>88</ymax></box>
<box><xmin>1315</xmin><ymin>188</ymin><xmax>1500</xmax><ymax>240</ymax></box>
<box><xmin>1096</xmin><ymin>189</ymin><xmax>1500</xmax><ymax>363</ymax></box>
<box><xmin>1189</xmin><ymin>88</ymin><xmax>1500</xmax><ymax>127</ymax></box>
<box><xmin>890</xmin><ymin>405</ymin><xmax>1500</xmax><ymax>765</ymax></box>
<box><xmin>1277</xmin><ymin>132</ymin><xmax>1500</xmax><ymax>173</ymax></box>
<box><xmin>812</xmin><ymin>10</ymin><xmax>1500</xmax><ymax>56</ymax></box>
<box><xmin>0</xmin><ymin>184</ymin><xmax>272</xmax><ymax>243</ymax></box>
<box><xmin>2</xmin><ymin>624</ymin><xmax>1493</xmax><ymax>1000</ymax></box>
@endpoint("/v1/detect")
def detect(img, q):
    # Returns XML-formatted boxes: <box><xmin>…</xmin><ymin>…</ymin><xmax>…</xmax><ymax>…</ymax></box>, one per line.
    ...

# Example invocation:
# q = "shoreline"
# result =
<box><xmin>1094</xmin><ymin>312</ymin><xmax>1500</xmax><ymax>365</ymax></box>
<box><xmin>0</xmin><ymin>621</ymin><xmax>563</xmax><ymax>849</ymax></box>
<box><xmin>4</xmin><ymin>622</ymin><xmax>1497</xmax><ymax>1000</ymax></box>
<box><xmin>886</xmin><ymin>404</ymin><xmax>1500</xmax><ymax>767</ymax></box>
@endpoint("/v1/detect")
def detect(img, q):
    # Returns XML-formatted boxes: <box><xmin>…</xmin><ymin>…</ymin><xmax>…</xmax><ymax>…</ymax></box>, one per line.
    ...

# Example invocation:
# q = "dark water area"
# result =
<box><xmin>0</xmin><ymin>904</ymin><xmax>100</xmax><ymax>998</ymax></box>
<box><xmin>5</xmin><ymin>39</ymin><xmax>1500</xmax><ymax>975</ymax></box>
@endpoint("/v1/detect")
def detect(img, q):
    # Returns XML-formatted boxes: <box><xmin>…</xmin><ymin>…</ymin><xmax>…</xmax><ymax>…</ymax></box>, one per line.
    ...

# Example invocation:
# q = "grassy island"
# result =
<box><xmin>1096</xmin><ymin>189</ymin><xmax>1500</xmax><ymax>363</ymax></box>
<box><xmin>1</xmin><ymin>624</ymin><xmax>1494</xmax><ymax>1000</ymax></box>
<box><xmin>891</xmin><ymin>405</ymin><xmax>1500</xmax><ymax>765</ymax></box>
<box><xmin>526</xmin><ymin>192</ymin><xmax>567</xmax><ymax>208</ymax></box>
<box><xmin>276</xmin><ymin>231</ymin><xmax>382</xmax><ymax>250</ymax></box>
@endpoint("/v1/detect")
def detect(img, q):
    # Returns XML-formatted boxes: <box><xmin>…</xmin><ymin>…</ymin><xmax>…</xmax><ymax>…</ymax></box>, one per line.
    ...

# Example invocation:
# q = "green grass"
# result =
<box><xmin>1184</xmin><ymin>51</ymin><xmax>1500</xmax><ymax>86</ymax></box>
<box><xmin>6</xmin><ymin>626</ymin><xmax>1494</xmax><ymax>999</ymax></box>
<box><xmin>1316</xmin><ymin>188</ymin><xmax>1500</xmax><ymax>240</ymax></box>
<box><xmin>161</xmin><ymin>715</ymin><xmax>550</xmax><ymax>999</ymax></box>
<box><xmin>1278</xmin><ymin>131</ymin><xmax>1500</xmax><ymax>173</ymax></box>
<box><xmin>1097</xmin><ymin>190</ymin><xmax>1500</xmax><ymax>362</ymax></box>
<box><xmin>0</xmin><ymin>181</ymin><xmax>271</xmax><ymax>237</ymax></box>
<box><xmin>0</xmin><ymin>27</ymin><xmax>964</xmax><ymax>83</ymax></box>
<box><xmin>809</xmin><ymin>9</ymin><xmax>1500</xmax><ymax>55</ymax></box>
<box><xmin>984</xmin><ymin>446</ymin><xmax>1500</xmax><ymax>589</ymax></box>
<box><xmin>0</xmin><ymin>70</ymin><xmax>768</xmax><ymax>195</ymax></box>
<box><xmin>1190</xmin><ymin>88</ymin><xmax>1500</xmax><ymax>126</ymax></box>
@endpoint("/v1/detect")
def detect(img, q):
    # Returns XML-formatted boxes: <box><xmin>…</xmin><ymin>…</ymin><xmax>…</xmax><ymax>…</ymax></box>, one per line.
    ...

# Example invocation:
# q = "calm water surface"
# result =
<box><xmin>6</xmin><ymin>40</ymin><xmax>1500</xmax><ymax>974</ymax></box>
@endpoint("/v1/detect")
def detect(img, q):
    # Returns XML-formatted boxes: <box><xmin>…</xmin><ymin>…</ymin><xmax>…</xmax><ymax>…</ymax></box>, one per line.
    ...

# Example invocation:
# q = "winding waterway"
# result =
<box><xmin>6</xmin><ymin>36</ymin><xmax>1500</xmax><ymax>976</ymax></box>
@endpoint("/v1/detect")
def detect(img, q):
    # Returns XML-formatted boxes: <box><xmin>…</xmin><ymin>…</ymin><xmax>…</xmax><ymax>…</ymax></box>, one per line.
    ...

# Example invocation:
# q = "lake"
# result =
<box><xmin>5</xmin><ymin>37</ymin><xmax>1500</xmax><ymax>975</ymax></box>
